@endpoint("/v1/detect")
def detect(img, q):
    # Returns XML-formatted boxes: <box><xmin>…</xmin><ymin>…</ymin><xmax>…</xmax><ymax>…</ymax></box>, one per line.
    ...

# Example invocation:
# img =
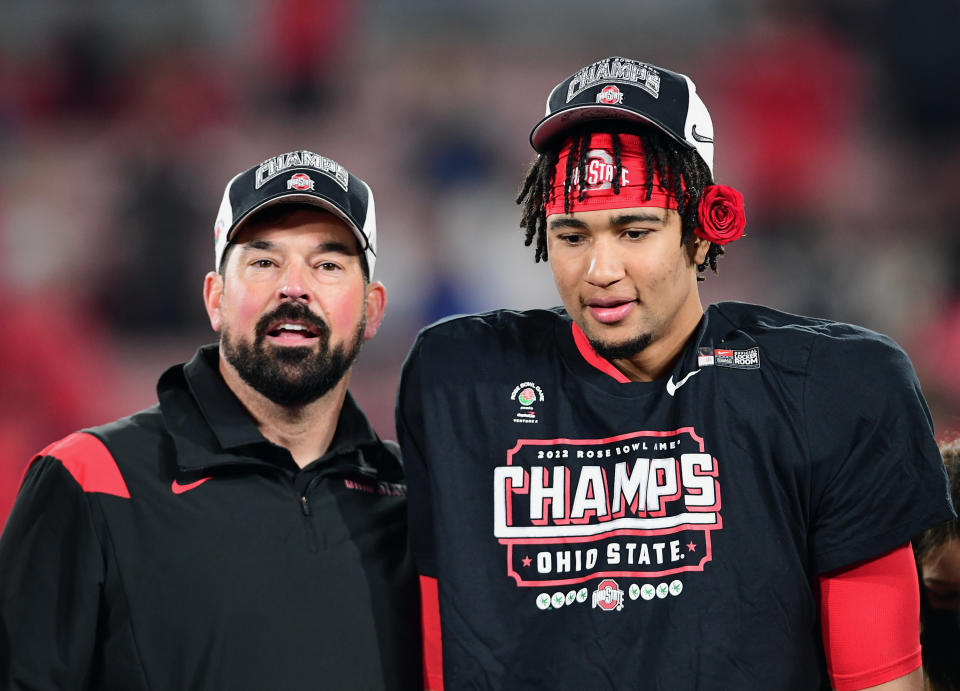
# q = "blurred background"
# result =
<box><xmin>2</xmin><ymin>0</ymin><xmax>959</xmax><ymax>525</ymax></box>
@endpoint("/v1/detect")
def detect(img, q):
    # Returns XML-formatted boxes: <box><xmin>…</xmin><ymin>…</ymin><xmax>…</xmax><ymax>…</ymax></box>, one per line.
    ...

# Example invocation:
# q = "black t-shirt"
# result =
<box><xmin>397</xmin><ymin>302</ymin><xmax>953</xmax><ymax>690</ymax></box>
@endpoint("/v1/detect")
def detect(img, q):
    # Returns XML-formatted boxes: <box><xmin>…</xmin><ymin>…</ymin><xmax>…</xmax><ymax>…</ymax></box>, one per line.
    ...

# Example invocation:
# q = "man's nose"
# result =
<box><xmin>585</xmin><ymin>237</ymin><xmax>625</xmax><ymax>288</ymax></box>
<box><xmin>278</xmin><ymin>261</ymin><xmax>310</xmax><ymax>302</ymax></box>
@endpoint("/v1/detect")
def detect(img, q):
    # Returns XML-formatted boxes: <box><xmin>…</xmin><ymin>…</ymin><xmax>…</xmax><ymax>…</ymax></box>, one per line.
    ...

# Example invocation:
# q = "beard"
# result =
<box><xmin>221</xmin><ymin>301</ymin><xmax>365</xmax><ymax>408</ymax></box>
<box><xmin>589</xmin><ymin>332</ymin><xmax>653</xmax><ymax>361</ymax></box>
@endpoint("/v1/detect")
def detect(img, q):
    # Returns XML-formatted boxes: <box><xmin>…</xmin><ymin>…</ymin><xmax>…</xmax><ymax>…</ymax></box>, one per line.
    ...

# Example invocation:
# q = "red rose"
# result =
<box><xmin>695</xmin><ymin>185</ymin><xmax>746</xmax><ymax>245</ymax></box>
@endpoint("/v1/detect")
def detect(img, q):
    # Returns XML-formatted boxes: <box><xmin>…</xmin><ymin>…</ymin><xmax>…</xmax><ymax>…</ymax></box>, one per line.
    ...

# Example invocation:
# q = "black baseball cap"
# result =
<box><xmin>529</xmin><ymin>57</ymin><xmax>715</xmax><ymax>176</ymax></box>
<box><xmin>213</xmin><ymin>150</ymin><xmax>378</xmax><ymax>277</ymax></box>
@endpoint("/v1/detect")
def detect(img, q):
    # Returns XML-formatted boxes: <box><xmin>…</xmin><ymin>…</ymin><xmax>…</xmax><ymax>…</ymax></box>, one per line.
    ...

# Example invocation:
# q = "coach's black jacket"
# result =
<box><xmin>0</xmin><ymin>345</ymin><xmax>420</xmax><ymax>690</ymax></box>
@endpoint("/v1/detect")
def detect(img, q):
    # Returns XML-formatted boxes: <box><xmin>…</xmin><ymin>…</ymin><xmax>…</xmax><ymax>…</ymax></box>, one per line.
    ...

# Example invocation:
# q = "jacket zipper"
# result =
<box><xmin>295</xmin><ymin>461</ymin><xmax>384</xmax><ymax>552</ymax></box>
<box><xmin>296</xmin><ymin>481</ymin><xmax>321</xmax><ymax>552</ymax></box>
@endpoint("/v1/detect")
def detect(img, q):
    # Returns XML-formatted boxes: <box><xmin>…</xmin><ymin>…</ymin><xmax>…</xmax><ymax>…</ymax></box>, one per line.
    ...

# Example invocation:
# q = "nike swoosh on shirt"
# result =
<box><xmin>666</xmin><ymin>369</ymin><xmax>701</xmax><ymax>397</ymax></box>
<box><xmin>171</xmin><ymin>477</ymin><xmax>212</xmax><ymax>494</ymax></box>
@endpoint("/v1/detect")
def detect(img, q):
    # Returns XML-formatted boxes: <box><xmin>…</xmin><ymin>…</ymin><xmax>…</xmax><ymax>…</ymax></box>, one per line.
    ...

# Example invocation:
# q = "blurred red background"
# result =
<box><xmin>2</xmin><ymin>0</ymin><xmax>959</xmax><ymax>526</ymax></box>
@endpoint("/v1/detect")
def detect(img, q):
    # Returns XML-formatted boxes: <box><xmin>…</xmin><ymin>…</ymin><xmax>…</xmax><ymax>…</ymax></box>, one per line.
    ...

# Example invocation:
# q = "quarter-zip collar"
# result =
<box><xmin>157</xmin><ymin>344</ymin><xmax>392</xmax><ymax>477</ymax></box>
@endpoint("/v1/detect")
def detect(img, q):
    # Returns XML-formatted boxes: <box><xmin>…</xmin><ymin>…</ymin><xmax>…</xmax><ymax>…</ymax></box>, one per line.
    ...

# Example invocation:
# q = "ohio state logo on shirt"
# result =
<box><xmin>592</xmin><ymin>579</ymin><xmax>624</xmax><ymax>611</ymax></box>
<box><xmin>493</xmin><ymin>427</ymin><xmax>723</xmax><ymax>587</ymax></box>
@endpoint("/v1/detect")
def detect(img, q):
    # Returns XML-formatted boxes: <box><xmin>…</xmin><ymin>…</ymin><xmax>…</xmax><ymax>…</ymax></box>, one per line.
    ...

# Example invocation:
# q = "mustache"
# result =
<box><xmin>254</xmin><ymin>302</ymin><xmax>329</xmax><ymax>342</ymax></box>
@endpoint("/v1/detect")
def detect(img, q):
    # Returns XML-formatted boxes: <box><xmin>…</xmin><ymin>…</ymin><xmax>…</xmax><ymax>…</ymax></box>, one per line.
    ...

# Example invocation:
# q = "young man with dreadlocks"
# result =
<box><xmin>397</xmin><ymin>57</ymin><xmax>954</xmax><ymax>690</ymax></box>
<box><xmin>913</xmin><ymin>438</ymin><xmax>960</xmax><ymax>691</ymax></box>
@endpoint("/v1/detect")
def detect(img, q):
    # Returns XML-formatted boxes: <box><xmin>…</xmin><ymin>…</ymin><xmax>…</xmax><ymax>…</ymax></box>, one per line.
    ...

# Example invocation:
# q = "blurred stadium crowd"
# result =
<box><xmin>1</xmin><ymin>0</ymin><xmax>959</xmax><ymax>525</ymax></box>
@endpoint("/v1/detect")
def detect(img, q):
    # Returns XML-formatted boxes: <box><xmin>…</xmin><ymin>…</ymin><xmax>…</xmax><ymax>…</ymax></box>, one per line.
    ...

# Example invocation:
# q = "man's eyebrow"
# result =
<box><xmin>240</xmin><ymin>239</ymin><xmax>276</xmax><ymax>251</ymax></box>
<box><xmin>609</xmin><ymin>212</ymin><xmax>666</xmax><ymax>226</ymax></box>
<box><xmin>547</xmin><ymin>217</ymin><xmax>589</xmax><ymax>231</ymax></box>
<box><xmin>314</xmin><ymin>241</ymin><xmax>358</xmax><ymax>256</ymax></box>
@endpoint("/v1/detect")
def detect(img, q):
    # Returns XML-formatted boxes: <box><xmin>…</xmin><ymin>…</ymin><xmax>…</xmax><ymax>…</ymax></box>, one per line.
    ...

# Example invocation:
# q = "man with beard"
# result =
<box><xmin>0</xmin><ymin>150</ymin><xmax>420</xmax><ymax>690</ymax></box>
<box><xmin>915</xmin><ymin>439</ymin><xmax>960</xmax><ymax>691</ymax></box>
<box><xmin>397</xmin><ymin>58</ymin><xmax>954</xmax><ymax>690</ymax></box>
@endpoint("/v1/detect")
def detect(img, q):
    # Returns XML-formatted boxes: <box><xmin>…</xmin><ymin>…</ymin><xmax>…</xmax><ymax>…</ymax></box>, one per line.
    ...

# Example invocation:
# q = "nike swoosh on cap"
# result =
<box><xmin>171</xmin><ymin>477</ymin><xmax>212</xmax><ymax>495</ymax></box>
<box><xmin>691</xmin><ymin>124</ymin><xmax>713</xmax><ymax>143</ymax></box>
<box><xmin>666</xmin><ymin>369</ymin><xmax>701</xmax><ymax>397</ymax></box>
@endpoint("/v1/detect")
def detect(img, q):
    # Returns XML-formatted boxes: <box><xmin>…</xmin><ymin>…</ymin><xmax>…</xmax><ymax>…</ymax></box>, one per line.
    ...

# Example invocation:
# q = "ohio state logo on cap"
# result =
<box><xmin>287</xmin><ymin>173</ymin><xmax>315</xmax><ymax>191</ymax></box>
<box><xmin>591</xmin><ymin>579</ymin><xmax>624</xmax><ymax>611</ymax></box>
<box><xmin>596</xmin><ymin>85</ymin><xmax>624</xmax><ymax>105</ymax></box>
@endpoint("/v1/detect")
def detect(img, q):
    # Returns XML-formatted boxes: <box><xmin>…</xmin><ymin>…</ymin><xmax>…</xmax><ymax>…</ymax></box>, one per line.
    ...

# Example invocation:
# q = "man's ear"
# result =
<box><xmin>689</xmin><ymin>234</ymin><xmax>711</xmax><ymax>266</ymax></box>
<box><xmin>362</xmin><ymin>281</ymin><xmax>387</xmax><ymax>340</ymax></box>
<box><xmin>203</xmin><ymin>271</ymin><xmax>224</xmax><ymax>332</ymax></box>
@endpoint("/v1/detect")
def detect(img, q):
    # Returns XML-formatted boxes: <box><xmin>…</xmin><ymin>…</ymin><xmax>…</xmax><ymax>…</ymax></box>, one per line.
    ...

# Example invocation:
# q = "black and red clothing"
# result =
<box><xmin>398</xmin><ymin>302</ymin><xmax>954</xmax><ymax>690</ymax></box>
<box><xmin>0</xmin><ymin>345</ymin><xmax>420</xmax><ymax>690</ymax></box>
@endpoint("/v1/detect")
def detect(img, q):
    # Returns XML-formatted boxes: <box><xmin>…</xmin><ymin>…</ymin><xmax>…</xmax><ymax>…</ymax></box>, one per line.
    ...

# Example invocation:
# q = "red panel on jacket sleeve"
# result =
<box><xmin>34</xmin><ymin>432</ymin><xmax>130</xmax><ymax>498</ymax></box>
<box><xmin>819</xmin><ymin>543</ymin><xmax>921</xmax><ymax>691</ymax></box>
<box><xmin>420</xmin><ymin>575</ymin><xmax>444</xmax><ymax>690</ymax></box>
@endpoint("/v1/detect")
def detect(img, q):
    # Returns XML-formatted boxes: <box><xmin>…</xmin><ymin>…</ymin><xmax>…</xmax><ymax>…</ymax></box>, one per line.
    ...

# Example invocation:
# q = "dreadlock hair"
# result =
<box><xmin>516</xmin><ymin>122</ymin><xmax>724</xmax><ymax>281</ymax></box>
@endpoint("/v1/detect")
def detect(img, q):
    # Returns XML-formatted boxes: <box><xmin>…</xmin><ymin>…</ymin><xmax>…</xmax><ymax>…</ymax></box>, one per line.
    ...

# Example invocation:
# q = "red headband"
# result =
<box><xmin>544</xmin><ymin>132</ymin><xmax>747</xmax><ymax>245</ymax></box>
<box><xmin>545</xmin><ymin>133</ymin><xmax>680</xmax><ymax>217</ymax></box>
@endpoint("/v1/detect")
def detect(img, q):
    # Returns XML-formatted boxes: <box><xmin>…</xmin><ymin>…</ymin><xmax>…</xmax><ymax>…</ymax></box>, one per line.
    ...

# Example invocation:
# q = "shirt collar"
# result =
<box><xmin>551</xmin><ymin>307</ymin><xmax>715</xmax><ymax>401</ymax></box>
<box><xmin>183</xmin><ymin>344</ymin><xmax>267</xmax><ymax>449</ymax></box>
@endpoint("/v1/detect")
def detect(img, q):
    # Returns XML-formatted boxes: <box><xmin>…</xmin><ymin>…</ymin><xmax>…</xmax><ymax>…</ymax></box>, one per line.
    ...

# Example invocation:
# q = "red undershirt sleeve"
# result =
<box><xmin>420</xmin><ymin>575</ymin><xmax>444</xmax><ymax>690</ymax></box>
<box><xmin>819</xmin><ymin>543</ymin><xmax>921</xmax><ymax>690</ymax></box>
